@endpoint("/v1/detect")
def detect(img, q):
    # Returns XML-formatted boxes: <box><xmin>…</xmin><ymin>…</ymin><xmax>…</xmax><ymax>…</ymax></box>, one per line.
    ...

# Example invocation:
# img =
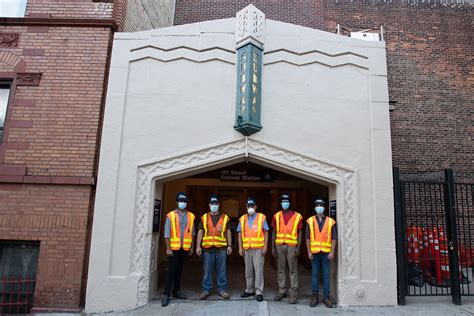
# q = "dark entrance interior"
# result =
<box><xmin>154</xmin><ymin>162</ymin><xmax>336</xmax><ymax>301</ymax></box>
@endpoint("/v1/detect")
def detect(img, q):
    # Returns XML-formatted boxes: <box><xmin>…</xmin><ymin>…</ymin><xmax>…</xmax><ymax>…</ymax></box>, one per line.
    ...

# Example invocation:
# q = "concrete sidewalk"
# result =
<box><xmin>72</xmin><ymin>296</ymin><xmax>474</xmax><ymax>316</ymax></box>
<box><xmin>34</xmin><ymin>297</ymin><xmax>474</xmax><ymax>315</ymax></box>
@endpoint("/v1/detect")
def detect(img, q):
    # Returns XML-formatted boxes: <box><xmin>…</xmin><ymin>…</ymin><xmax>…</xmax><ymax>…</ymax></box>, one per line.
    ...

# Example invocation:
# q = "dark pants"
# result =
<box><xmin>164</xmin><ymin>249</ymin><xmax>188</xmax><ymax>296</ymax></box>
<box><xmin>311</xmin><ymin>252</ymin><xmax>331</xmax><ymax>297</ymax></box>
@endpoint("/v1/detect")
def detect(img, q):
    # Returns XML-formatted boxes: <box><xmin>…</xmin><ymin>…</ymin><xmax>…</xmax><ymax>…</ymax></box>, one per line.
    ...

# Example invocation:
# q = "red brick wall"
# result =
<box><xmin>0</xmin><ymin>25</ymin><xmax>111</xmax><ymax>177</ymax></box>
<box><xmin>25</xmin><ymin>0</ymin><xmax>114</xmax><ymax>19</ymax></box>
<box><xmin>0</xmin><ymin>184</ymin><xmax>91</xmax><ymax>309</ymax></box>
<box><xmin>174</xmin><ymin>0</ymin><xmax>325</xmax><ymax>29</ymax></box>
<box><xmin>173</xmin><ymin>0</ymin><xmax>474</xmax><ymax>181</ymax></box>
<box><xmin>324</xmin><ymin>1</ymin><xmax>473</xmax><ymax>182</ymax></box>
<box><xmin>0</xmin><ymin>0</ymin><xmax>115</xmax><ymax>311</ymax></box>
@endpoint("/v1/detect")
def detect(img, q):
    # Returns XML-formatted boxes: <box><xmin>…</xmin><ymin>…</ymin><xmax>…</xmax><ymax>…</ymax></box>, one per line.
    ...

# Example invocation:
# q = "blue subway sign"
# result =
<box><xmin>234</xmin><ymin>43</ymin><xmax>263</xmax><ymax>136</ymax></box>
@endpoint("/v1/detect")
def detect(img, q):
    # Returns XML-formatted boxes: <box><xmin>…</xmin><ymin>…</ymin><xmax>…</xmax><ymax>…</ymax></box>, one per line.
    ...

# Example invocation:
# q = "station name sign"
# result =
<box><xmin>220</xmin><ymin>169</ymin><xmax>273</xmax><ymax>182</ymax></box>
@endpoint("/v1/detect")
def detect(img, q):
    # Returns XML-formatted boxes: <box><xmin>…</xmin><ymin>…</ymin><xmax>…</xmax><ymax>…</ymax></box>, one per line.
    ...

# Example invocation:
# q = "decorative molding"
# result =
<box><xmin>0</xmin><ymin>34</ymin><xmax>19</xmax><ymax>48</ymax></box>
<box><xmin>132</xmin><ymin>138</ymin><xmax>358</xmax><ymax>306</ymax></box>
<box><xmin>235</xmin><ymin>4</ymin><xmax>265</xmax><ymax>48</ymax></box>
<box><xmin>354</xmin><ymin>286</ymin><xmax>367</xmax><ymax>301</ymax></box>
<box><xmin>23</xmin><ymin>48</ymin><xmax>44</xmax><ymax>56</ymax></box>
<box><xmin>9</xmin><ymin>120</ymin><xmax>33</xmax><ymax>128</ymax></box>
<box><xmin>264</xmin><ymin>48</ymin><xmax>369</xmax><ymax>70</ymax></box>
<box><xmin>0</xmin><ymin>51</ymin><xmax>25</xmax><ymax>71</ymax></box>
<box><xmin>16</xmin><ymin>73</ymin><xmax>42</xmax><ymax>86</ymax></box>
<box><xmin>129</xmin><ymin>46</ymin><xmax>236</xmax><ymax>65</ymax></box>
<box><xmin>0</xmin><ymin>18</ymin><xmax>117</xmax><ymax>31</ymax></box>
<box><xmin>14</xmin><ymin>99</ymin><xmax>36</xmax><ymax>107</ymax></box>
<box><xmin>265</xmin><ymin>48</ymin><xmax>368</xmax><ymax>59</ymax></box>
<box><xmin>0</xmin><ymin>164</ymin><xmax>26</xmax><ymax>176</ymax></box>
<box><xmin>0</xmin><ymin>174</ymin><xmax>96</xmax><ymax>185</ymax></box>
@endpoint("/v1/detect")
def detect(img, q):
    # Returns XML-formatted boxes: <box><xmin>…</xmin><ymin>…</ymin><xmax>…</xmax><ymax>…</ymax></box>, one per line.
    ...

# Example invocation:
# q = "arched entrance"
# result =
<box><xmin>133</xmin><ymin>138</ymin><xmax>358</xmax><ymax>306</ymax></box>
<box><xmin>85</xmin><ymin>7</ymin><xmax>397</xmax><ymax>312</ymax></box>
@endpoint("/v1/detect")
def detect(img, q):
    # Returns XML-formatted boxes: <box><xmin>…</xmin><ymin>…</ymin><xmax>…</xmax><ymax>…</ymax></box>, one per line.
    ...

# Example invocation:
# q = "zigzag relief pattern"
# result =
<box><xmin>129</xmin><ymin>46</ymin><xmax>236</xmax><ymax>65</ymax></box>
<box><xmin>132</xmin><ymin>138</ymin><xmax>358</xmax><ymax>303</ymax></box>
<box><xmin>265</xmin><ymin>48</ymin><xmax>368</xmax><ymax>59</ymax></box>
<box><xmin>264</xmin><ymin>48</ymin><xmax>369</xmax><ymax>70</ymax></box>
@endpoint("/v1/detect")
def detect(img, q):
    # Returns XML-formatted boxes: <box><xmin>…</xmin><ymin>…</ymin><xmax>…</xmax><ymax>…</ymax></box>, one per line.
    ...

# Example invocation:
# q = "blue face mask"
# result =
<box><xmin>210</xmin><ymin>204</ymin><xmax>219</xmax><ymax>213</ymax></box>
<box><xmin>315</xmin><ymin>206</ymin><xmax>324</xmax><ymax>214</ymax></box>
<box><xmin>178</xmin><ymin>202</ymin><xmax>187</xmax><ymax>210</ymax></box>
<box><xmin>281</xmin><ymin>201</ymin><xmax>290</xmax><ymax>210</ymax></box>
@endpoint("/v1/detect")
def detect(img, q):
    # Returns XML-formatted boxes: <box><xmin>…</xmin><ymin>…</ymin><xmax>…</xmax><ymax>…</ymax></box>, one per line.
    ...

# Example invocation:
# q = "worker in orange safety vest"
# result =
<box><xmin>196</xmin><ymin>195</ymin><xmax>232</xmax><ymax>300</ymax></box>
<box><xmin>306</xmin><ymin>198</ymin><xmax>337</xmax><ymax>308</ymax></box>
<box><xmin>271</xmin><ymin>193</ymin><xmax>303</xmax><ymax>304</ymax></box>
<box><xmin>162</xmin><ymin>192</ymin><xmax>195</xmax><ymax>307</ymax></box>
<box><xmin>238</xmin><ymin>197</ymin><xmax>269</xmax><ymax>302</ymax></box>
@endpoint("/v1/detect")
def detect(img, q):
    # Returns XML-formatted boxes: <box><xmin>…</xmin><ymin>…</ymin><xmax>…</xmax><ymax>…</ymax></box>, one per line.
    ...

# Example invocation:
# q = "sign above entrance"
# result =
<box><xmin>234</xmin><ymin>5</ymin><xmax>265</xmax><ymax>136</ymax></box>
<box><xmin>220</xmin><ymin>169</ymin><xmax>273</xmax><ymax>182</ymax></box>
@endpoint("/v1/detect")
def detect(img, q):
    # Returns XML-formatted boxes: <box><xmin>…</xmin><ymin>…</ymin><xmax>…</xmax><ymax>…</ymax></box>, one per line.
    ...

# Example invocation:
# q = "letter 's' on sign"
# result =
<box><xmin>234</xmin><ymin>5</ymin><xmax>265</xmax><ymax>136</ymax></box>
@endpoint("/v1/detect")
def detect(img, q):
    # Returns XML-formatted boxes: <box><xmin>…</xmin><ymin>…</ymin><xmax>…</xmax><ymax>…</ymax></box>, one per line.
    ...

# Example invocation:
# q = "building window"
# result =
<box><xmin>0</xmin><ymin>0</ymin><xmax>28</xmax><ymax>18</ymax></box>
<box><xmin>0</xmin><ymin>241</ymin><xmax>39</xmax><ymax>314</ymax></box>
<box><xmin>0</xmin><ymin>83</ymin><xmax>11</xmax><ymax>142</ymax></box>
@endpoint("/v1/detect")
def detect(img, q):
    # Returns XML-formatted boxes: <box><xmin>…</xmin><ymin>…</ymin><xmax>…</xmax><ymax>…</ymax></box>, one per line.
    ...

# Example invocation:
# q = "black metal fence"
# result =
<box><xmin>394</xmin><ymin>168</ymin><xmax>474</xmax><ymax>305</ymax></box>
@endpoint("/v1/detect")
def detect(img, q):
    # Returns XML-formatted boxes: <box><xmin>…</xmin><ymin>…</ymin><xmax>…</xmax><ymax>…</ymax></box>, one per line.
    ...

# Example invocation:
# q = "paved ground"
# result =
<box><xmin>106</xmin><ymin>296</ymin><xmax>474</xmax><ymax>316</ymax></box>
<box><xmin>38</xmin><ymin>296</ymin><xmax>474</xmax><ymax>316</ymax></box>
<box><xmin>36</xmin><ymin>259</ymin><xmax>474</xmax><ymax>315</ymax></box>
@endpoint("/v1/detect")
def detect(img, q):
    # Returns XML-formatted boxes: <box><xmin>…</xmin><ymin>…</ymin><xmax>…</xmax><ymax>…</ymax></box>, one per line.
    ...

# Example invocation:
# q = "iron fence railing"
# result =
<box><xmin>0</xmin><ymin>275</ymin><xmax>35</xmax><ymax>314</ymax></box>
<box><xmin>394</xmin><ymin>168</ymin><xmax>473</xmax><ymax>305</ymax></box>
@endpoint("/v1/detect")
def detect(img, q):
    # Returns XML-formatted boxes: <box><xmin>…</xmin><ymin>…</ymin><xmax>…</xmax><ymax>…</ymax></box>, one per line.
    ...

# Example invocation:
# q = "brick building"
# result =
<box><xmin>0</xmin><ymin>0</ymin><xmax>472</xmax><ymax>313</ymax></box>
<box><xmin>173</xmin><ymin>0</ymin><xmax>473</xmax><ymax>182</ymax></box>
<box><xmin>0</xmin><ymin>0</ymin><xmax>175</xmax><ymax>313</ymax></box>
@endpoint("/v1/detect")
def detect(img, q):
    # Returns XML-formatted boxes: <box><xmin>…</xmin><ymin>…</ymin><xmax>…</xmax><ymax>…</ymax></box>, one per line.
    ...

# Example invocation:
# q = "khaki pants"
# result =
<box><xmin>276</xmin><ymin>244</ymin><xmax>298</xmax><ymax>295</ymax></box>
<box><xmin>244</xmin><ymin>248</ymin><xmax>265</xmax><ymax>295</ymax></box>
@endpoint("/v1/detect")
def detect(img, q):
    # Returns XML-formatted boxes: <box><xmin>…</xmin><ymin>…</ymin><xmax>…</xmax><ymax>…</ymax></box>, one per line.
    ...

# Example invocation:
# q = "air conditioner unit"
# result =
<box><xmin>350</xmin><ymin>32</ymin><xmax>380</xmax><ymax>41</ymax></box>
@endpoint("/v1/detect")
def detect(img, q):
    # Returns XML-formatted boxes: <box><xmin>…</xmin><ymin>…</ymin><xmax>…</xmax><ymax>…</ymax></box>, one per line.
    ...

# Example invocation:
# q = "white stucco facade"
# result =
<box><xmin>85</xmin><ymin>7</ymin><xmax>396</xmax><ymax>312</ymax></box>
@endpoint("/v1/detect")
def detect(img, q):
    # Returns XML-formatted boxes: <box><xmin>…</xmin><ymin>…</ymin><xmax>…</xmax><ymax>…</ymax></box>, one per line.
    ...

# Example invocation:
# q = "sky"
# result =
<box><xmin>0</xmin><ymin>0</ymin><xmax>28</xmax><ymax>18</ymax></box>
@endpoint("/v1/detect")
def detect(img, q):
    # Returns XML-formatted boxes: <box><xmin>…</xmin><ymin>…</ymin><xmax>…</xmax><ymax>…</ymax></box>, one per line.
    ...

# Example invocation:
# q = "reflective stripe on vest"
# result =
<box><xmin>274</xmin><ymin>211</ymin><xmax>302</xmax><ymax>246</ymax></box>
<box><xmin>168</xmin><ymin>210</ymin><xmax>195</xmax><ymax>251</ymax></box>
<box><xmin>240</xmin><ymin>213</ymin><xmax>265</xmax><ymax>249</ymax></box>
<box><xmin>307</xmin><ymin>216</ymin><xmax>335</xmax><ymax>253</ymax></box>
<box><xmin>202</xmin><ymin>213</ymin><xmax>229</xmax><ymax>248</ymax></box>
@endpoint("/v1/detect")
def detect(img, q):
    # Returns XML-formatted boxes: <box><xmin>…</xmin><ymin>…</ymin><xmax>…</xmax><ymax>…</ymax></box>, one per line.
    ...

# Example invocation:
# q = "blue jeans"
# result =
<box><xmin>202</xmin><ymin>248</ymin><xmax>227</xmax><ymax>292</ymax></box>
<box><xmin>311</xmin><ymin>252</ymin><xmax>331</xmax><ymax>297</ymax></box>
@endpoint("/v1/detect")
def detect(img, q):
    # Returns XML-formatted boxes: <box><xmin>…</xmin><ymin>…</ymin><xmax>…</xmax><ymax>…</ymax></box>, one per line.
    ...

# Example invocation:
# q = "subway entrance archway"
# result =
<box><xmin>85</xmin><ymin>10</ymin><xmax>397</xmax><ymax>312</ymax></box>
<box><xmin>153</xmin><ymin>161</ymin><xmax>337</xmax><ymax>301</ymax></box>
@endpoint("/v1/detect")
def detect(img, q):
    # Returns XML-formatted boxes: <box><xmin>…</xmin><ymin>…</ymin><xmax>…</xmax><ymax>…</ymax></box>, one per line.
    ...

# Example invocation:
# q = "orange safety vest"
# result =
<box><xmin>167</xmin><ymin>210</ymin><xmax>195</xmax><ymax>251</ymax></box>
<box><xmin>240</xmin><ymin>213</ymin><xmax>266</xmax><ymax>249</ymax></box>
<box><xmin>307</xmin><ymin>216</ymin><xmax>335</xmax><ymax>253</ymax></box>
<box><xmin>274</xmin><ymin>211</ymin><xmax>302</xmax><ymax>246</ymax></box>
<box><xmin>201</xmin><ymin>213</ymin><xmax>230</xmax><ymax>248</ymax></box>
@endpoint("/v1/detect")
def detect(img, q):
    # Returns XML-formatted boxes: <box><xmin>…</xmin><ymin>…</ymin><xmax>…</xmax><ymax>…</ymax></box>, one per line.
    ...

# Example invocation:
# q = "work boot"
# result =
<box><xmin>288</xmin><ymin>293</ymin><xmax>297</xmax><ymax>304</ymax></box>
<box><xmin>240</xmin><ymin>291</ymin><xmax>255</xmax><ymax>298</ymax></box>
<box><xmin>199</xmin><ymin>291</ymin><xmax>210</xmax><ymax>300</ymax></box>
<box><xmin>161</xmin><ymin>295</ymin><xmax>170</xmax><ymax>307</ymax></box>
<box><xmin>273</xmin><ymin>292</ymin><xmax>287</xmax><ymax>301</ymax></box>
<box><xmin>218</xmin><ymin>291</ymin><xmax>230</xmax><ymax>299</ymax></box>
<box><xmin>172</xmin><ymin>291</ymin><xmax>187</xmax><ymax>300</ymax></box>
<box><xmin>309</xmin><ymin>293</ymin><xmax>319</xmax><ymax>307</ymax></box>
<box><xmin>323</xmin><ymin>296</ymin><xmax>337</xmax><ymax>308</ymax></box>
